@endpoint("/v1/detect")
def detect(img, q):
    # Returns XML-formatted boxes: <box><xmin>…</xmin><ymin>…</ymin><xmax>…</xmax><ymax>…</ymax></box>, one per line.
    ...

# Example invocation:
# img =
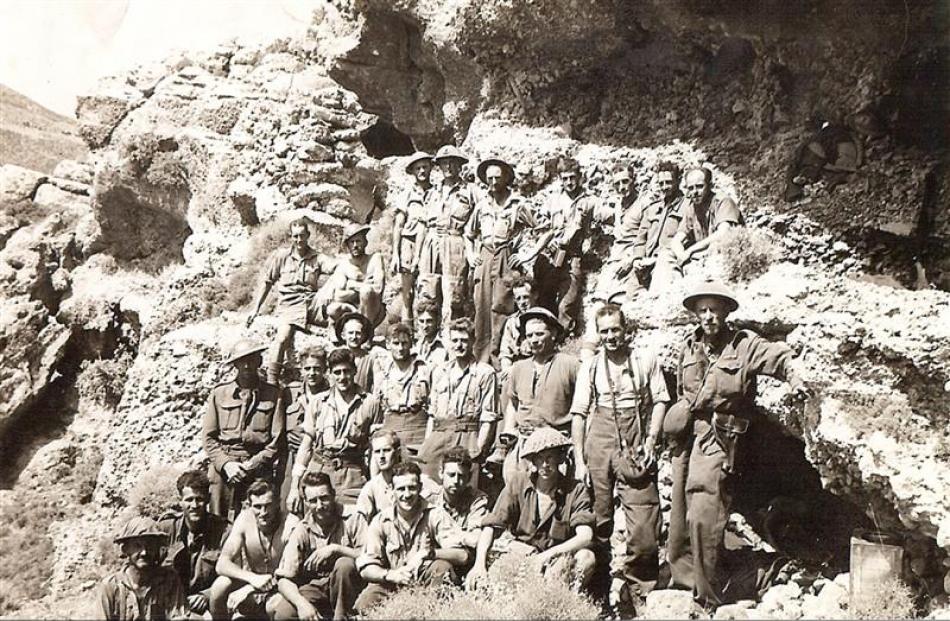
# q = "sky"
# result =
<box><xmin>0</xmin><ymin>0</ymin><xmax>322</xmax><ymax>117</ymax></box>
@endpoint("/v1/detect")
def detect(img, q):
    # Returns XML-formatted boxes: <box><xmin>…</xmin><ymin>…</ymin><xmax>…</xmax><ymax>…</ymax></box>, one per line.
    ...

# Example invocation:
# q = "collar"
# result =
<box><xmin>303</xmin><ymin>509</ymin><xmax>344</xmax><ymax>539</ymax></box>
<box><xmin>521</xmin><ymin>472</ymin><xmax>570</xmax><ymax>502</ymax></box>
<box><xmin>381</xmin><ymin>497</ymin><xmax>432</xmax><ymax>528</ymax></box>
<box><xmin>229</xmin><ymin>379</ymin><xmax>259</xmax><ymax>398</ymax></box>
<box><xmin>287</xmin><ymin>246</ymin><xmax>318</xmax><ymax>262</ymax></box>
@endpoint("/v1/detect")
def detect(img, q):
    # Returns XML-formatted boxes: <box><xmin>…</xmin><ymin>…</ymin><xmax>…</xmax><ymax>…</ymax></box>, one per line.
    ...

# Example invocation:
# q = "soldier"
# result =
<box><xmin>355</xmin><ymin>429</ymin><xmax>441</xmax><ymax>522</ymax></box>
<box><xmin>334</xmin><ymin>311</ymin><xmax>381</xmax><ymax>393</ymax></box>
<box><xmin>570</xmin><ymin>304</ymin><xmax>669</xmax><ymax>610</ymax></box>
<box><xmin>466</xmin><ymin>427</ymin><xmax>596</xmax><ymax>591</ymax></box>
<box><xmin>271</xmin><ymin>473</ymin><xmax>366</xmax><ymax>620</ymax></box>
<box><xmin>534</xmin><ymin>156</ymin><xmax>600</xmax><ymax>335</ymax></box>
<box><xmin>288</xmin><ymin>349</ymin><xmax>372</xmax><ymax>513</ymax></box>
<box><xmin>500</xmin><ymin>307</ymin><xmax>579</xmax><ymax>483</ymax></box>
<box><xmin>159</xmin><ymin>470</ymin><xmax>230</xmax><ymax>617</ymax></box>
<box><xmin>416</xmin><ymin>145</ymin><xmax>477</xmax><ymax>327</ymax></box>
<box><xmin>390</xmin><ymin>152</ymin><xmax>435</xmax><ymax>323</ymax></box>
<box><xmin>355</xmin><ymin>461</ymin><xmax>467</xmax><ymax>613</ymax></box>
<box><xmin>497</xmin><ymin>275</ymin><xmax>538</xmax><ymax>373</ymax></box>
<box><xmin>203</xmin><ymin>339</ymin><xmax>286</xmax><ymax>518</ymax></box>
<box><xmin>666</xmin><ymin>281</ymin><xmax>809</xmax><ymax>607</ymax></box>
<box><xmin>633</xmin><ymin>161</ymin><xmax>685</xmax><ymax>293</ymax></box>
<box><xmin>320</xmin><ymin>223</ymin><xmax>386</xmax><ymax>329</ymax></box>
<box><xmin>211</xmin><ymin>478</ymin><xmax>299</xmax><ymax>620</ymax></box>
<box><xmin>95</xmin><ymin>516</ymin><xmax>186</xmax><ymax>621</ymax></box>
<box><xmin>596</xmin><ymin>168</ymin><xmax>649</xmax><ymax>300</ymax></box>
<box><xmin>431</xmin><ymin>446</ymin><xmax>490</xmax><ymax>552</ymax></box>
<box><xmin>280</xmin><ymin>345</ymin><xmax>328</xmax><ymax>507</ymax></box>
<box><xmin>414</xmin><ymin>300</ymin><xmax>449</xmax><ymax>368</ymax></box>
<box><xmin>417</xmin><ymin>317</ymin><xmax>498</xmax><ymax>482</ymax></box>
<box><xmin>246</xmin><ymin>218</ymin><xmax>340</xmax><ymax>384</ymax></box>
<box><xmin>467</xmin><ymin>157</ymin><xmax>539</xmax><ymax>364</ymax></box>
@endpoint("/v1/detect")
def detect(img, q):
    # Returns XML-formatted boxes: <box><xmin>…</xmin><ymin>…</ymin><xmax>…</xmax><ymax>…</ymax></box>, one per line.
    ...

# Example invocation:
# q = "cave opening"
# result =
<box><xmin>361</xmin><ymin>119</ymin><xmax>416</xmax><ymax>159</ymax></box>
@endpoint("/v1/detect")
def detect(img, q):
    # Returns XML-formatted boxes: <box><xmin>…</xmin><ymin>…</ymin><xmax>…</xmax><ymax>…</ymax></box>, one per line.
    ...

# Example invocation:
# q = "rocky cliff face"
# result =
<box><xmin>1</xmin><ymin>1</ymin><xmax>948</xmax><ymax>617</ymax></box>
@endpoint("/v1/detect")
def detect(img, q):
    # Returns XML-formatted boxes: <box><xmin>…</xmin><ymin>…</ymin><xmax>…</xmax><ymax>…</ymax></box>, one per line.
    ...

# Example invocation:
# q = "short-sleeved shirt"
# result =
<box><xmin>285</xmin><ymin>382</ymin><xmax>327</xmax><ymax>452</ymax></box>
<box><xmin>415</xmin><ymin>336</ymin><xmax>449</xmax><ymax>368</ymax></box>
<box><xmin>159</xmin><ymin>512</ymin><xmax>231</xmax><ymax>594</ymax></box>
<box><xmin>396</xmin><ymin>184</ymin><xmax>433</xmax><ymax>239</ymax></box>
<box><xmin>635</xmin><ymin>196</ymin><xmax>684</xmax><ymax>260</ymax></box>
<box><xmin>356</xmin><ymin>501</ymin><xmax>462</xmax><ymax>573</ymax></box>
<box><xmin>570</xmin><ymin>348</ymin><xmax>670</xmax><ymax>415</ymax></box>
<box><xmin>482</xmin><ymin>471</ymin><xmax>595</xmax><ymax>552</ymax></box>
<box><xmin>429</xmin><ymin>361</ymin><xmax>498</xmax><ymax>423</ymax></box>
<box><xmin>355</xmin><ymin>473</ymin><xmax>442</xmax><ymax>521</ymax></box>
<box><xmin>95</xmin><ymin>567</ymin><xmax>186</xmax><ymax>621</ymax></box>
<box><xmin>427</xmin><ymin>181</ymin><xmax>476</xmax><ymax>235</ymax></box>
<box><xmin>541</xmin><ymin>190</ymin><xmax>599</xmax><ymax>258</ymax></box>
<box><xmin>504</xmin><ymin>352</ymin><xmax>579</xmax><ymax>429</ymax></box>
<box><xmin>466</xmin><ymin>192</ymin><xmax>532</xmax><ymax>250</ymax></box>
<box><xmin>265</xmin><ymin>247</ymin><xmax>336</xmax><ymax>298</ymax></box>
<box><xmin>371</xmin><ymin>355</ymin><xmax>431</xmax><ymax>413</ymax></box>
<box><xmin>430</xmin><ymin>489</ymin><xmax>490</xmax><ymax>545</ymax></box>
<box><xmin>676</xmin><ymin>195</ymin><xmax>742</xmax><ymax>246</ymax></box>
<box><xmin>275</xmin><ymin>511</ymin><xmax>365</xmax><ymax>583</ymax></box>
<box><xmin>612</xmin><ymin>195</ymin><xmax>649</xmax><ymax>251</ymax></box>
<box><xmin>304</xmin><ymin>388</ymin><xmax>375</xmax><ymax>456</ymax></box>
<box><xmin>498</xmin><ymin>313</ymin><xmax>531</xmax><ymax>368</ymax></box>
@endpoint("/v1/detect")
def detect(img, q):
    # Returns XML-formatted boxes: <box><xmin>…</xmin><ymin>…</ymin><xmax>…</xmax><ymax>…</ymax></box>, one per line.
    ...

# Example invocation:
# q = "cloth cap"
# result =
<box><xmin>520</xmin><ymin>426</ymin><xmax>572</xmax><ymax>459</ymax></box>
<box><xmin>682</xmin><ymin>280</ymin><xmax>739</xmax><ymax>313</ymax></box>
<box><xmin>434</xmin><ymin>145</ymin><xmax>468</xmax><ymax>162</ymax></box>
<box><xmin>404</xmin><ymin>151</ymin><xmax>433</xmax><ymax>173</ymax></box>
<box><xmin>476</xmin><ymin>158</ymin><xmax>515</xmax><ymax>185</ymax></box>
<box><xmin>334</xmin><ymin>311</ymin><xmax>373</xmax><ymax>344</ymax></box>
<box><xmin>342</xmin><ymin>222</ymin><xmax>371</xmax><ymax>244</ymax></box>
<box><xmin>519</xmin><ymin>306</ymin><xmax>564</xmax><ymax>338</ymax></box>
<box><xmin>113</xmin><ymin>515</ymin><xmax>168</xmax><ymax>544</ymax></box>
<box><xmin>226</xmin><ymin>338</ymin><xmax>267</xmax><ymax>365</ymax></box>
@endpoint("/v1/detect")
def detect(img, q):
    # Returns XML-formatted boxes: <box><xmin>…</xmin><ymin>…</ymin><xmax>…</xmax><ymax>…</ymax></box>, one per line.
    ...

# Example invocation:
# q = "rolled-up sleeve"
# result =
<box><xmin>569</xmin><ymin>358</ymin><xmax>595</xmax><ymax>417</ymax></box>
<box><xmin>356</xmin><ymin>516</ymin><xmax>387</xmax><ymax>572</ymax></box>
<box><xmin>482</xmin><ymin>477</ymin><xmax>522</xmax><ymax>532</ymax></box>
<box><xmin>566</xmin><ymin>483</ymin><xmax>595</xmax><ymax>531</ymax></box>
<box><xmin>275</xmin><ymin>524</ymin><xmax>308</xmax><ymax>580</ymax></box>
<box><xmin>477</xmin><ymin>369</ymin><xmax>499</xmax><ymax>423</ymax></box>
<box><xmin>646</xmin><ymin>352</ymin><xmax>671</xmax><ymax>404</ymax></box>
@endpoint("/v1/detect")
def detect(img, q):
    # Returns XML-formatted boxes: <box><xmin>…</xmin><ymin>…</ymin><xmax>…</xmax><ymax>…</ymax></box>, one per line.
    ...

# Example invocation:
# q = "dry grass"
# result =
<box><xmin>128</xmin><ymin>465</ymin><xmax>182</xmax><ymax>520</ymax></box>
<box><xmin>714</xmin><ymin>226</ymin><xmax>783</xmax><ymax>282</ymax></box>
<box><xmin>848</xmin><ymin>577</ymin><xmax>916</xmax><ymax>619</ymax></box>
<box><xmin>363</xmin><ymin>551</ymin><xmax>600</xmax><ymax>620</ymax></box>
<box><xmin>76</xmin><ymin>355</ymin><xmax>133</xmax><ymax>409</ymax></box>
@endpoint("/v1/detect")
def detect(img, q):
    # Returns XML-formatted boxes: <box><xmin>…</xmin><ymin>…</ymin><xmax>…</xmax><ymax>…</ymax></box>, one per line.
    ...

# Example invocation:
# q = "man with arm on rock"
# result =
<box><xmin>630</xmin><ymin>161</ymin><xmax>685</xmax><ymax>294</ymax></box>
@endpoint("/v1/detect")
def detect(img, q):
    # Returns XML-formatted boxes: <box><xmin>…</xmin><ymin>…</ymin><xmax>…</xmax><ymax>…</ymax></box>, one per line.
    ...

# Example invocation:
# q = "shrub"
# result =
<box><xmin>128</xmin><ymin>465</ymin><xmax>181</xmax><ymax>520</ymax></box>
<box><xmin>0</xmin><ymin>491</ymin><xmax>58</xmax><ymax>614</ymax></box>
<box><xmin>849</xmin><ymin>577</ymin><xmax>916</xmax><ymax>619</ymax></box>
<box><xmin>364</xmin><ymin>551</ymin><xmax>600</xmax><ymax>620</ymax></box>
<box><xmin>714</xmin><ymin>226</ymin><xmax>783</xmax><ymax>282</ymax></box>
<box><xmin>76</xmin><ymin>355</ymin><xmax>132</xmax><ymax>409</ymax></box>
<box><xmin>145</xmin><ymin>276</ymin><xmax>229</xmax><ymax>340</ymax></box>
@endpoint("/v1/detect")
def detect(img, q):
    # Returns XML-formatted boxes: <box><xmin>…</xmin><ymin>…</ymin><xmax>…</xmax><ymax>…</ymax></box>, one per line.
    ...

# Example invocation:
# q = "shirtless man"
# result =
<box><xmin>321</xmin><ymin>223</ymin><xmax>387</xmax><ymax>329</ymax></box>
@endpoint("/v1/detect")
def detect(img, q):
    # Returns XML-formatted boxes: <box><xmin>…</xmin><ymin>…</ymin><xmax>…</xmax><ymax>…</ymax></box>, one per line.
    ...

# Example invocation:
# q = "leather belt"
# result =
<box><xmin>431</xmin><ymin>419</ymin><xmax>480</xmax><ymax>432</ymax></box>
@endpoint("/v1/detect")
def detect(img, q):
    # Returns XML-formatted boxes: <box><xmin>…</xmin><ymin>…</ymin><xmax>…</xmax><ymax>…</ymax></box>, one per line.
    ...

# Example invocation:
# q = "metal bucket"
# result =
<box><xmin>849</xmin><ymin>529</ymin><xmax>905</xmax><ymax>602</ymax></box>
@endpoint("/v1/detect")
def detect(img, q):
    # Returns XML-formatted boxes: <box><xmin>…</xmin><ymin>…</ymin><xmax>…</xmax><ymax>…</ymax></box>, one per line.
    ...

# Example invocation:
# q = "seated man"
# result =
<box><xmin>96</xmin><ymin>516</ymin><xmax>186</xmax><ymax>621</ymax></box>
<box><xmin>159</xmin><ymin>470</ymin><xmax>231</xmax><ymax>617</ymax></box>
<box><xmin>211</xmin><ymin>478</ymin><xmax>299</xmax><ymax>620</ymax></box>
<box><xmin>497</xmin><ymin>275</ymin><xmax>538</xmax><ymax>374</ymax></box>
<box><xmin>355</xmin><ymin>462</ymin><xmax>467</xmax><ymax>614</ymax></box>
<box><xmin>335</xmin><ymin>311</ymin><xmax>383</xmax><ymax>393</ymax></box>
<box><xmin>356</xmin><ymin>429</ymin><xmax>441</xmax><ymax>522</ymax></box>
<box><xmin>466</xmin><ymin>427</ymin><xmax>596</xmax><ymax>591</ymax></box>
<box><xmin>271</xmin><ymin>473</ymin><xmax>366</xmax><ymax>621</ymax></box>
<box><xmin>432</xmin><ymin>446</ymin><xmax>490</xmax><ymax>555</ymax></box>
<box><xmin>319</xmin><ymin>223</ymin><xmax>386</xmax><ymax>328</ymax></box>
<box><xmin>280</xmin><ymin>345</ymin><xmax>328</xmax><ymax>509</ymax></box>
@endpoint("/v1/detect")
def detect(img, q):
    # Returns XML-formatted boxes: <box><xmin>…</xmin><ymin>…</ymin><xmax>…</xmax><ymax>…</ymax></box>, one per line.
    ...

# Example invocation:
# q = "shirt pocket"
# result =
<box><xmin>549</xmin><ymin>517</ymin><xmax>570</xmax><ymax>543</ymax></box>
<box><xmin>247</xmin><ymin>401</ymin><xmax>277</xmax><ymax>443</ymax></box>
<box><xmin>680</xmin><ymin>357</ymin><xmax>705</xmax><ymax>392</ymax></box>
<box><xmin>218</xmin><ymin>402</ymin><xmax>243</xmax><ymax>435</ymax></box>
<box><xmin>710</xmin><ymin>359</ymin><xmax>743</xmax><ymax>405</ymax></box>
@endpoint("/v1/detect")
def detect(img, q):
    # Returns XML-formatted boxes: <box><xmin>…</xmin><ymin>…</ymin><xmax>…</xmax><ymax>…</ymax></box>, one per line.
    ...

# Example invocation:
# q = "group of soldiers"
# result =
<box><xmin>95</xmin><ymin>147</ymin><xmax>809</xmax><ymax>620</ymax></box>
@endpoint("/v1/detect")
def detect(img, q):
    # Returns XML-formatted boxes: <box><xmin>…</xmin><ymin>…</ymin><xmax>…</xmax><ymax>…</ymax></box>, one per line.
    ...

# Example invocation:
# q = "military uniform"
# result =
<box><xmin>263</xmin><ymin>247</ymin><xmax>336</xmax><ymax>331</ymax></box>
<box><xmin>202</xmin><ymin>379</ymin><xmax>286</xmax><ymax>518</ymax></box>
<box><xmin>365</xmin><ymin>354</ymin><xmax>432</xmax><ymax>449</ymax></box>
<box><xmin>158</xmin><ymin>512</ymin><xmax>230</xmax><ymax>600</ymax></box>
<box><xmin>95</xmin><ymin>567</ymin><xmax>186</xmax><ymax>621</ymax></box>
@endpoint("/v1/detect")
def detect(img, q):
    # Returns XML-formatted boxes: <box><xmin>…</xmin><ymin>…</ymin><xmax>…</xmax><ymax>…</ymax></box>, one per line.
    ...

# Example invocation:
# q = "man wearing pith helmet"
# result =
<box><xmin>391</xmin><ymin>151</ymin><xmax>435</xmax><ymax>322</ymax></box>
<box><xmin>95</xmin><ymin>515</ymin><xmax>187</xmax><ymax>621</ymax></box>
<box><xmin>666</xmin><ymin>280</ymin><xmax>810</xmax><ymax>608</ymax></box>
<box><xmin>203</xmin><ymin>338</ymin><xmax>286</xmax><ymax>518</ymax></box>
<box><xmin>320</xmin><ymin>222</ymin><xmax>387</xmax><ymax>330</ymax></box>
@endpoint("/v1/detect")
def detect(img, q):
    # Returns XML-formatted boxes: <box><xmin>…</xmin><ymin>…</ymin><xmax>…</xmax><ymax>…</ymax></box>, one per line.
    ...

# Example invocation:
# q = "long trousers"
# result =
<box><xmin>268</xmin><ymin>557</ymin><xmax>364</xmax><ymax>621</ymax></box>
<box><xmin>353</xmin><ymin>560</ymin><xmax>456</xmax><ymax>613</ymax></box>
<box><xmin>534</xmin><ymin>255</ymin><xmax>584</xmax><ymax>334</ymax></box>
<box><xmin>472</xmin><ymin>246</ymin><xmax>513</xmax><ymax>364</ymax></box>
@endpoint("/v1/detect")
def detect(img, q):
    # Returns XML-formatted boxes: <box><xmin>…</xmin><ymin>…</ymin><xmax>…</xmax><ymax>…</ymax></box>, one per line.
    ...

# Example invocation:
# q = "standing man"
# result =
<box><xmin>666</xmin><ymin>281</ymin><xmax>809</xmax><ymax>607</ymax></box>
<box><xmin>501</xmin><ymin>307</ymin><xmax>579</xmax><ymax>482</ymax></box>
<box><xmin>203</xmin><ymin>339</ymin><xmax>286</xmax><ymax>518</ymax></box>
<box><xmin>320</xmin><ymin>223</ymin><xmax>386</xmax><ymax>329</ymax></box>
<box><xmin>633</xmin><ymin>162</ymin><xmax>685</xmax><ymax>293</ymax></box>
<box><xmin>497</xmin><ymin>275</ymin><xmax>538</xmax><ymax>374</ymax></box>
<box><xmin>246</xmin><ymin>218</ymin><xmax>339</xmax><ymax>385</ymax></box>
<box><xmin>281</xmin><ymin>345</ymin><xmax>328</xmax><ymax>508</ymax></box>
<box><xmin>534</xmin><ymin>156</ymin><xmax>600</xmax><ymax>335</ymax></box>
<box><xmin>467</xmin><ymin>157</ymin><xmax>539</xmax><ymax>364</ymax></box>
<box><xmin>570</xmin><ymin>304</ymin><xmax>669</xmax><ymax>609</ymax></box>
<box><xmin>416</xmin><ymin>145</ymin><xmax>477</xmax><ymax>327</ymax></box>
<box><xmin>288</xmin><ymin>348</ymin><xmax>372</xmax><ymax>513</ymax></box>
<box><xmin>355</xmin><ymin>461</ymin><xmax>467</xmax><ymax>613</ymax></box>
<box><xmin>96</xmin><ymin>516</ymin><xmax>186</xmax><ymax>621</ymax></box>
<box><xmin>391</xmin><ymin>152</ymin><xmax>434</xmax><ymax>322</ymax></box>
<box><xmin>414</xmin><ymin>300</ymin><xmax>450</xmax><ymax>368</ymax></box>
<box><xmin>271</xmin><ymin>473</ymin><xmax>366</xmax><ymax>620</ymax></box>
<box><xmin>211</xmin><ymin>478</ymin><xmax>299</xmax><ymax>620</ymax></box>
<box><xmin>159</xmin><ymin>470</ymin><xmax>231</xmax><ymax>617</ymax></box>
<box><xmin>417</xmin><ymin>317</ymin><xmax>498</xmax><ymax>482</ymax></box>
<box><xmin>466</xmin><ymin>427</ymin><xmax>596</xmax><ymax>591</ymax></box>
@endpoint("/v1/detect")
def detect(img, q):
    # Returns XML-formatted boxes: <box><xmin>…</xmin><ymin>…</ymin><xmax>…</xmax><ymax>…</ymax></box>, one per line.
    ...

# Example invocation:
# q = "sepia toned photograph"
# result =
<box><xmin>0</xmin><ymin>0</ymin><xmax>947</xmax><ymax>619</ymax></box>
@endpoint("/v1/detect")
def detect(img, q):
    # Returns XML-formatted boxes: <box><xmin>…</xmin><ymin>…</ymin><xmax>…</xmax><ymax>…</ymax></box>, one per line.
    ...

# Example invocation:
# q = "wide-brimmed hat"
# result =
<box><xmin>434</xmin><ymin>145</ymin><xmax>468</xmax><ymax>163</ymax></box>
<box><xmin>226</xmin><ymin>338</ymin><xmax>267</xmax><ymax>365</ymax></box>
<box><xmin>519</xmin><ymin>306</ymin><xmax>564</xmax><ymax>338</ymax></box>
<box><xmin>682</xmin><ymin>280</ymin><xmax>739</xmax><ymax>314</ymax></box>
<box><xmin>476</xmin><ymin>158</ymin><xmax>515</xmax><ymax>185</ymax></box>
<box><xmin>113</xmin><ymin>515</ymin><xmax>168</xmax><ymax>545</ymax></box>
<box><xmin>521</xmin><ymin>426</ymin><xmax>573</xmax><ymax>459</ymax></box>
<box><xmin>334</xmin><ymin>311</ymin><xmax>373</xmax><ymax>344</ymax></box>
<box><xmin>342</xmin><ymin>222</ymin><xmax>371</xmax><ymax>244</ymax></box>
<box><xmin>404</xmin><ymin>151</ymin><xmax>433</xmax><ymax>173</ymax></box>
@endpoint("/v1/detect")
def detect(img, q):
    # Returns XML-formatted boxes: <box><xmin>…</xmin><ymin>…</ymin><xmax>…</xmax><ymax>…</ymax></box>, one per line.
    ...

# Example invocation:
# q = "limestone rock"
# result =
<box><xmin>52</xmin><ymin>160</ymin><xmax>94</xmax><ymax>186</ymax></box>
<box><xmin>75</xmin><ymin>81</ymin><xmax>145</xmax><ymax>149</ymax></box>
<box><xmin>800</xmin><ymin>578</ymin><xmax>848</xmax><ymax>620</ymax></box>
<box><xmin>642</xmin><ymin>590</ymin><xmax>708</xmax><ymax>620</ymax></box>
<box><xmin>0</xmin><ymin>164</ymin><xmax>47</xmax><ymax>203</ymax></box>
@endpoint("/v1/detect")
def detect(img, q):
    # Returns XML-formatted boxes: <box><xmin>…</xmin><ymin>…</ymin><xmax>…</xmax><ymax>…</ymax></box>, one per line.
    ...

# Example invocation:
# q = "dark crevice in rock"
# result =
<box><xmin>360</xmin><ymin>119</ymin><xmax>415</xmax><ymax>158</ymax></box>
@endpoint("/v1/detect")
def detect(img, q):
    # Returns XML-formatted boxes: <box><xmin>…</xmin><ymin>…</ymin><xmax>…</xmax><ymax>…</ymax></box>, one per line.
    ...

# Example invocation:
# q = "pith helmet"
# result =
<box><xmin>404</xmin><ymin>151</ymin><xmax>433</xmax><ymax>173</ymax></box>
<box><xmin>521</xmin><ymin>426</ymin><xmax>572</xmax><ymax>459</ymax></box>
<box><xmin>519</xmin><ymin>306</ymin><xmax>564</xmax><ymax>338</ymax></box>
<box><xmin>476</xmin><ymin>158</ymin><xmax>515</xmax><ymax>185</ymax></box>
<box><xmin>682</xmin><ymin>280</ymin><xmax>739</xmax><ymax>313</ymax></box>
<box><xmin>226</xmin><ymin>339</ymin><xmax>267</xmax><ymax>365</ymax></box>
<box><xmin>342</xmin><ymin>222</ymin><xmax>371</xmax><ymax>244</ymax></box>
<box><xmin>113</xmin><ymin>515</ymin><xmax>168</xmax><ymax>545</ymax></box>
<box><xmin>434</xmin><ymin>145</ymin><xmax>468</xmax><ymax>163</ymax></box>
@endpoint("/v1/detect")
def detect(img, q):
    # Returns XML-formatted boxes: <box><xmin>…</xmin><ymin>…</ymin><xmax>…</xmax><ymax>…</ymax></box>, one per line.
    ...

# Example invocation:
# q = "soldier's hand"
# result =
<box><xmin>222</xmin><ymin>461</ymin><xmax>245</xmax><ymax>482</ymax></box>
<box><xmin>387</xmin><ymin>566</ymin><xmax>414</xmax><ymax>586</ymax></box>
<box><xmin>642</xmin><ymin>435</ymin><xmax>658</xmax><ymax>468</ymax></box>
<box><xmin>187</xmin><ymin>594</ymin><xmax>209</xmax><ymax>614</ymax></box>
<box><xmin>287</xmin><ymin>487</ymin><xmax>302</xmax><ymax>515</ymax></box>
<box><xmin>249</xmin><ymin>573</ymin><xmax>277</xmax><ymax>593</ymax></box>
<box><xmin>304</xmin><ymin>545</ymin><xmax>337</xmax><ymax>572</ymax></box>
<box><xmin>574</xmin><ymin>459</ymin><xmax>589</xmax><ymax>486</ymax></box>
<box><xmin>296</xmin><ymin>601</ymin><xmax>319</xmax><ymax>621</ymax></box>
<box><xmin>465</xmin><ymin>564</ymin><xmax>488</xmax><ymax>590</ymax></box>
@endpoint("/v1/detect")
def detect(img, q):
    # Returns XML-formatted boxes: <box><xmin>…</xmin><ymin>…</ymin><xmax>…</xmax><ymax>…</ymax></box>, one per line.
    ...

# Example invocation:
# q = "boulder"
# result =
<box><xmin>642</xmin><ymin>590</ymin><xmax>708</xmax><ymax>620</ymax></box>
<box><xmin>0</xmin><ymin>164</ymin><xmax>47</xmax><ymax>203</ymax></box>
<box><xmin>75</xmin><ymin>81</ymin><xmax>145</xmax><ymax>149</ymax></box>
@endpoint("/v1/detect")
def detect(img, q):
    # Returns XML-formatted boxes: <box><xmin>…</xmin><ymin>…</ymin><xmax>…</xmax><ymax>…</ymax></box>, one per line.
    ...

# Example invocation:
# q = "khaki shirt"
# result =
<box><xmin>95</xmin><ymin>567</ymin><xmax>186</xmax><ymax>621</ymax></box>
<box><xmin>466</xmin><ymin>192</ymin><xmax>532</xmax><ymax>250</ymax></box>
<box><xmin>570</xmin><ymin>348</ymin><xmax>670</xmax><ymax>415</ymax></box>
<box><xmin>159</xmin><ymin>512</ymin><xmax>230</xmax><ymax>594</ymax></box>
<box><xmin>202</xmin><ymin>380</ymin><xmax>285</xmax><ymax>473</ymax></box>
<box><xmin>265</xmin><ymin>247</ymin><xmax>336</xmax><ymax>302</ymax></box>
<box><xmin>396</xmin><ymin>184</ymin><xmax>433</xmax><ymax>239</ymax></box>
<box><xmin>429</xmin><ymin>361</ymin><xmax>498</xmax><ymax>423</ymax></box>
<box><xmin>504</xmin><ymin>352</ymin><xmax>579</xmax><ymax>429</ymax></box>
<box><xmin>355</xmin><ymin>473</ymin><xmax>442</xmax><ymax>521</ymax></box>
<box><xmin>498</xmin><ymin>313</ymin><xmax>531</xmax><ymax>368</ymax></box>
<box><xmin>430</xmin><ymin>489</ymin><xmax>489</xmax><ymax>545</ymax></box>
<box><xmin>635</xmin><ymin>196</ymin><xmax>684</xmax><ymax>260</ymax></box>
<box><xmin>371</xmin><ymin>355</ymin><xmax>431</xmax><ymax>413</ymax></box>
<box><xmin>427</xmin><ymin>180</ymin><xmax>476</xmax><ymax>236</ymax></box>
<box><xmin>304</xmin><ymin>388</ymin><xmax>376</xmax><ymax>456</ymax></box>
<box><xmin>276</xmin><ymin>510</ymin><xmax>365</xmax><ymax>582</ymax></box>
<box><xmin>356</xmin><ymin>501</ymin><xmax>461</xmax><ymax>573</ymax></box>
<box><xmin>415</xmin><ymin>336</ymin><xmax>449</xmax><ymax>368</ymax></box>
<box><xmin>541</xmin><ymin>190</ymin><xmax>599</xmax><ymax>258</ymax></box>
<box><xmin>676</xmin><ymin>195</ymin><xmax>742</xmax><ymax>245</ymax></box>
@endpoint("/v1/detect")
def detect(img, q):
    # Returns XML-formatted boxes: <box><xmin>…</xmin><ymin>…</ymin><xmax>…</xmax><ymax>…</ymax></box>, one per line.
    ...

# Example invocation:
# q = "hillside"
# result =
<box><xmin>0</xmin><ymin>84</ymin><xmax>87</xmax><ymax>174</ymax></box>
